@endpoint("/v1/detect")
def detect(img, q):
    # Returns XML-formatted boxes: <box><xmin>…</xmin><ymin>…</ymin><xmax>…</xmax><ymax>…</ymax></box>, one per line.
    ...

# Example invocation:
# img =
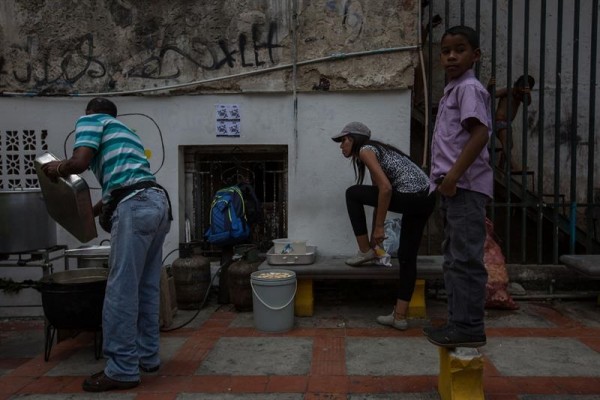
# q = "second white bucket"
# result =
<box><xmin>250</xmin><ymin>269</ymin><xmax>297</xmax><ymax>333</ymax></box>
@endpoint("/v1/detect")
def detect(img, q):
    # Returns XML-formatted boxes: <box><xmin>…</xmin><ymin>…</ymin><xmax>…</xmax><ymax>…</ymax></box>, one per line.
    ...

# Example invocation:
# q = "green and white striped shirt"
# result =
<box><xmin>74</xmin><ymin>113</ymin><xmax>155</xmax><ymax>203</ymax></box>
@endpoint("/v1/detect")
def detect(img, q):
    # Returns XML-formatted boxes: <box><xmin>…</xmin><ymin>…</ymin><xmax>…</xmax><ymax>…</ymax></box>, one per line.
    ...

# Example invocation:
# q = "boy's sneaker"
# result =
<box><xmin>376</xmin><ymin>312</ymin><xmax>408</xmax><ymax>331</ymax></box>
<box><xmin>426</xmin><ymin>325</ymin><xmax>486</xmax><ymax>348</ymax></box>
<box><xmin>422</xmin><ymin>323</ymin><xmax>449</xmax><ymax>337</ymax></box>
<box><xmin>345</xmin><ymin>249</ymin><xmax>377</xmax><ymax>266</ymax></box>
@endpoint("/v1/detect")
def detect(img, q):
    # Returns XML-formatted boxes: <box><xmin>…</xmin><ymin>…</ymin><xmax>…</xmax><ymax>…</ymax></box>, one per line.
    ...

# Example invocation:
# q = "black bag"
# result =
<box><xmin>237</xmin><ymin>182</ymin><xmax>262</xmax><ymax>225</ymax></box>
<box><xmin>98</xmin><ymin>181</ymin><xmax>172</xmax><ymax>233</ymax></box>
<box><xmin>99</xmin><ymin>201</ymin><xmax>117</xmax><ymax>233</ymax></box>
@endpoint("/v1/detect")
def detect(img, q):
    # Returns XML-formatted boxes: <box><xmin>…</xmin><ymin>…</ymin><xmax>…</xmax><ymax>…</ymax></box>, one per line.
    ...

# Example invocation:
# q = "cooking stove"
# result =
<box><xmin>0</xmin><ymin>245</ymin><xmax>68</xmax><ymax>276</ymax></box>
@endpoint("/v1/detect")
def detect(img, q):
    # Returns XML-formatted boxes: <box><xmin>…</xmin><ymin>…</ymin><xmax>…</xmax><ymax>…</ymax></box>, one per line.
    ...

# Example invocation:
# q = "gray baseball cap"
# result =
<box><xmin>331</xmin><ymin>121</ymin><xmax>371</xmax><ymax>142</ymax></box>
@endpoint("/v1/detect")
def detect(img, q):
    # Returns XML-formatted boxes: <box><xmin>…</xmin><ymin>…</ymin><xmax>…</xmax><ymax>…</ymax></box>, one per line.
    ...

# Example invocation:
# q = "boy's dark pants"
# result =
<box><xmin>440</xmin><ymin>188</ymin><xmax>488</xmax><ymax>336</ymax></box>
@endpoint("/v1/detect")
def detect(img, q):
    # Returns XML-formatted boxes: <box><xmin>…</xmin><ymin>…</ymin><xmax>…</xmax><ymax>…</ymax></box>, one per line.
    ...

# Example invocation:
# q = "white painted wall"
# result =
<box><xmin>0</xmin><ymin>90</ymin><xmax>411</xmax><ymax>315</ymax></box>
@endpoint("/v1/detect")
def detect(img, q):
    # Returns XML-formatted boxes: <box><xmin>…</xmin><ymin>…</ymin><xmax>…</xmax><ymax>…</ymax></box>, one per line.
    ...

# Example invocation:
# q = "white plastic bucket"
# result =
<box><xmin>250</xmin><ymin>269</ymin><xmax>297</xmax><ymax>333</ymax></box>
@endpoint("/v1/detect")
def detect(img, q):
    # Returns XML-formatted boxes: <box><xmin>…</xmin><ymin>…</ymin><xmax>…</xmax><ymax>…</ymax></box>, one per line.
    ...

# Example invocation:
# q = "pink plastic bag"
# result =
<box><xmin>483</xmin><ymin>218</ymin><xmax>519</xmax><ymax>310</ymax></box>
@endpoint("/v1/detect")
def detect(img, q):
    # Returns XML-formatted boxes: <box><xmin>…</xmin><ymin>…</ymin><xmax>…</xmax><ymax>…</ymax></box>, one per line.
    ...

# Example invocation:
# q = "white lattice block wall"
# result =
<box><xmin>0</xmin><ymin>130</ymin><xmax>48</xmax><ymax>190</ymax></box>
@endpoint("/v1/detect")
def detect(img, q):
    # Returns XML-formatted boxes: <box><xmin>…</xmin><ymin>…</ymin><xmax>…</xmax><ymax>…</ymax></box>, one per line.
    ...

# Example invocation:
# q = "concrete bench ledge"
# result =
<box><xmin>559</xmin><ymin>254</ymin><xmax>600</xmax><ymax>278</ymax></box>
<box><xmin>258</xmin><ymin>255</ymin><xmax>444</xmax><ymax>318</ymax></box>
<box><xmin>258</xmin><ymin>255</ymin><xmax>444</xmax><ymax>280</ymax></box>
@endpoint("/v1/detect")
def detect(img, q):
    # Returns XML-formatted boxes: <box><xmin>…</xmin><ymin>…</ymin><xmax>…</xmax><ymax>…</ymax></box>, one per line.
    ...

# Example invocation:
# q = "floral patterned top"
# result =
<box><xmin>360</xmin><ymin>144</ymin><xmax>429</xmax><ymax>194</ymax></box>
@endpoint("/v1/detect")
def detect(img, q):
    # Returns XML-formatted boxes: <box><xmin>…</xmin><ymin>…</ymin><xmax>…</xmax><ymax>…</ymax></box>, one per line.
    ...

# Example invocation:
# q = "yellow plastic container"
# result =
<box><xmin>438</xmin><ymin>347</ymin><xmax>484</xmax><ymax>400</ymax></box>
<box><xmin>294</xmin><ymin>278</ymin><xmax>314</xmax><ymax>316</ymax></box>
<box><xmin>407</xmin><ymin>279</ymin><xmax>426</xmax><ymax>318</ymax></box>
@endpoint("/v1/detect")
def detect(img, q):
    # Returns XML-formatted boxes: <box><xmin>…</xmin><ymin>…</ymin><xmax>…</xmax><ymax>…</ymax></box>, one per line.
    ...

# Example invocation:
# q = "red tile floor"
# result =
<box><xmin>2</xmin><ymin>282</ymin><xmax>600</xmax><ymax>399</ymax></box>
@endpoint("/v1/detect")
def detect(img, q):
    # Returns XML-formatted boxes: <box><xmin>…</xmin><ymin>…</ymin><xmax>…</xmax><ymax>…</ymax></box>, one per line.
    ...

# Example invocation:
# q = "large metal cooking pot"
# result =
<box><xmin>0</xmin><ymin>189</ymin><xmax>57</xmax><ymax>253</ymax></box>
<box><xmin>39</xmin><ymin>268</ymin><xmax>107</xmax><ymax>361</ymax></box>
<box><xmin>39</xmin><ymin>268</ymin><xmax>108</xmax><ymax>331</ymax></box>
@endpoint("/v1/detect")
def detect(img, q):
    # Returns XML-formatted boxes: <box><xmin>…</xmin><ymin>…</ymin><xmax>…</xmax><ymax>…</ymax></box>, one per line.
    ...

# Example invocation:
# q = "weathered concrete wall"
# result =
<box><xmin>0</xmin><ymin>0</ymin><xmax>422</xmax><ymax>316</ymax></box>
<box><xmin>0</xmin><ymin>0</ymin><xmax>419</xmax><ymax>94</ymax></box>
<box><xmin>0</xmin><ymin>91</ymin><xmax>412</xmax><ymax>316</ymax></box>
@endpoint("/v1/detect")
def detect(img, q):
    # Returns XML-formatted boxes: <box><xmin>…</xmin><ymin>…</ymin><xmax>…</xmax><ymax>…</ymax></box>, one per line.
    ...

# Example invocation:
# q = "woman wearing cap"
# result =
<box><xmin>332</xmin><ymin>121</ymin><xmax>435</xmax><ymax>330</ymax></box>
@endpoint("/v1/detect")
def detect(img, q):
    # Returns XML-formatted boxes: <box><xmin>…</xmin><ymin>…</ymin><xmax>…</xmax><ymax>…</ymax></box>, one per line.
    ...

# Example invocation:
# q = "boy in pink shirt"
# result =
<box><xmin>425</xmin><ymin>25</ymin><xmax>493</xmax><ymax>348</ymax></box>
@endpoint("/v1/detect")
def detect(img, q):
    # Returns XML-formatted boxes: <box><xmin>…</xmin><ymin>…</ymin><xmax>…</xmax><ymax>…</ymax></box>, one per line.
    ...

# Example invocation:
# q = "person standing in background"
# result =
<box><xmin>487</xmin><ymin>74</ymin><xmax>535</xmax><ymax>171</ymax></box>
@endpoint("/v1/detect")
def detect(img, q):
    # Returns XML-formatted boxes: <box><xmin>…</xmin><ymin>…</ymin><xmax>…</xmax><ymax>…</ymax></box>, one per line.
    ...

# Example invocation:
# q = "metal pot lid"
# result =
<box><xmin>34</xmin><ymin>152</ymin><xmax>97</xmax><ymax>243</ymax></box>
<box><xmin>64</xmin><ymin>245</ymin><xmax>110</xmax><ymax>257</ymax></box>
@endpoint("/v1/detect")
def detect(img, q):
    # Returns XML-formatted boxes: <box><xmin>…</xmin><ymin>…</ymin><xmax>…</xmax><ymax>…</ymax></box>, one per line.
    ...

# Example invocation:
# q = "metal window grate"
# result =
<box><xmin>183</xmin><ymin>145</ymin><xmax>288</xmax><ymax>253</ymax></box>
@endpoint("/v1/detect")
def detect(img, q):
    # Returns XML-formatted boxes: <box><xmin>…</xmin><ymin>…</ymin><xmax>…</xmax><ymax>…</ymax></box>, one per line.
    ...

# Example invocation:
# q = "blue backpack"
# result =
<box><xmin>204</xmin><ymin>185</ymin><xmax>251</xmax><ymax>246</ymax></box>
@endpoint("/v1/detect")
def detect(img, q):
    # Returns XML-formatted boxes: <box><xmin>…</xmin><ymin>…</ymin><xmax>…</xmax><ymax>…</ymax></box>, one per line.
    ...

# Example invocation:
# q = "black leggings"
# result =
<box><xmin>345</xmin><ymin>185</ymin><xmax>436</xmax><ymax>301</ymax></box>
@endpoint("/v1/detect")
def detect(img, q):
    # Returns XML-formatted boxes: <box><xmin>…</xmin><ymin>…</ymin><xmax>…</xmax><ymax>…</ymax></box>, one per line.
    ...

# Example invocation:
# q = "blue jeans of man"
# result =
<box><xmin>103</xmin><ymin>188</ymin><xmax>171</xmax><ymax>382</ymax></box>
<box><xmin>439</xmin><ymin>188</ymin><xmax>488</xmax><ymax>337</ymax></box>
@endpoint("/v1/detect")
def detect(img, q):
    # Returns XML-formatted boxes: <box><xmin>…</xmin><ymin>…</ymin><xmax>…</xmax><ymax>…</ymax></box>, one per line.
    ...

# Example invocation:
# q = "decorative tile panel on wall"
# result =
<box><xmin>0</xmin><ymin>130</ymin><xmax>48</xmax><ymax>190</ymax></box>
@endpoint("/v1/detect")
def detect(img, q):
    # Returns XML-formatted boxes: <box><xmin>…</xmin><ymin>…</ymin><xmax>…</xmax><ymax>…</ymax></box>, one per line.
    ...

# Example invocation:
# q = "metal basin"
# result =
<box><xmin>0</xmin><ymin>189</ymin><xmax>57</xmax><ymax>253</ymax></box>
<box><xmin>39</xmin><ymin>268</ymin><xmax>108</xmax><ymax>331</ymax></box>
<box><xmin>64</xmin><ymin>245</ymin><xmax>110</xmax><ymax>269</ymax></box>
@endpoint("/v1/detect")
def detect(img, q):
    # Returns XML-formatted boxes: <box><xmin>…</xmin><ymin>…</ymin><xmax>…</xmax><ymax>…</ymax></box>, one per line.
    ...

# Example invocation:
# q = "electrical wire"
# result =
<box><xmin>291</xmin><ymin>0</ymin><xmax>299</xmax><ymax>172</ymax></box>
<box><xmin>160</xmin><ymin>248</ymin><xmax>251</xmax><ymax>332</ymax></box>
<box><xmin>419</xmin><ymin>49</ymin><xmax>429</xmax><ymax>169</ymax></box>
<box><xmin>119</xmin><ymin>113</ymin><xmax>166</xmax><ymax>176</ymax></box>
<box><xmin>160</xmin><ymin>261</ymin><xmax>230</xmax><ymax>332</ymax></box>
<box><xmin>161</xmin><ymin>247</ymin><xmax>179</xmax><ymax>265</ymax></box>
<box><xmin>418</xmin><ymin>16</ymin><xmax>430</xmax><ymax>167</ymax></box>
<box><xmin>418</xmin><ymin>0</ymin><xmax>430</xmax><ymax>169</ymax></box>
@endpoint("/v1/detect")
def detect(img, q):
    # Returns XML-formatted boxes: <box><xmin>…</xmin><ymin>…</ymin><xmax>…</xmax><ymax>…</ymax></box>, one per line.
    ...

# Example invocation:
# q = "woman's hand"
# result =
<box><xmin>360</xmin><ymin>148</ymin><xmax>393</xmax><ymax>245</ymax></box>
<box><xmin>371</xmin><ymin>225</ymin><xmax>386</xmax><ymax>247</ymax></box>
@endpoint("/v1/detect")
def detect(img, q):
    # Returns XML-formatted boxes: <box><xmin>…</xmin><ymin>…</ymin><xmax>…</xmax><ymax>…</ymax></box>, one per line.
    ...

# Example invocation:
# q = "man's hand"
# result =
<box><xmin>93</xmin><ymin>201</ymin><xmax>103</xmax><ymax>217</ymax></box>
<box><xmin>41</xmin><ymin>161</ymin><xmax>63</xmax><ymax>183</ymax></box>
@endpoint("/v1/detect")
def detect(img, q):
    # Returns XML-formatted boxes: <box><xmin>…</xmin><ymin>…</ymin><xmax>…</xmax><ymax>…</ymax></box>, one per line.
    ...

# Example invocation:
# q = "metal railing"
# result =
<box><xmin>421</xmin><ymin>0</ymin><xmax>600</xmax><ymax>263</ymax></box>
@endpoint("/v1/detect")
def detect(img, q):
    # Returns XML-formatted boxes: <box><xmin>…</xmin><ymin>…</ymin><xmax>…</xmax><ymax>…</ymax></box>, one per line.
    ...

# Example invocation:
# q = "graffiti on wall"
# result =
<box><xmin>1</xmin><ymin>20</ymin><xmax>284</xmax><ymax>90</ymax></box>
<box><xmin>126</xmin><ymin>22</ymin><xmax>283</xmax><ymax>79</ymax></box>
<box><xmin>9</xmin><ymin>34</ymin><xmax>107</xmax><ymax>89</ymax></box>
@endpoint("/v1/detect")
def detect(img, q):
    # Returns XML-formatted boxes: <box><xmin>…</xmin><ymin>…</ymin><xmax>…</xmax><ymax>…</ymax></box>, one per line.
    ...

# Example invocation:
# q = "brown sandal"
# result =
<box><xmin>82</xmin><ymin>371</ymin><xmax>140</xmax><ymax>392</ymax></box>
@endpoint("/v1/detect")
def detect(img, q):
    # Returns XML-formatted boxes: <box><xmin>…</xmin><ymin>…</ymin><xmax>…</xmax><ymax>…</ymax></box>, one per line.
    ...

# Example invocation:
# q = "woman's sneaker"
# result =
<box><xmin>376</xmin><ymin>312</ymin><xmax>408</xmax><ymax>330</ymax></box>
<box><xmin>345</xmin><ymin>249</ymin><xmax>377</xmax><ymax>266</ymax></box>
